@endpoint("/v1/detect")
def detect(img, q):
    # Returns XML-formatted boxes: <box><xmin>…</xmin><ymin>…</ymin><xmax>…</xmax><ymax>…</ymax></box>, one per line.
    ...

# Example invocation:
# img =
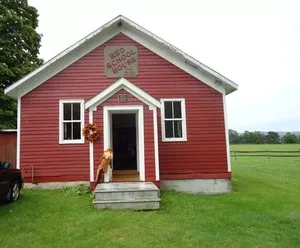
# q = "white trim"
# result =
<box><xmin>59</xmin><ymin>99</ymin><xmax>85</xmax><ymax>144</ymax></box>
<box><xmin>151</xmin><ymin>106</ymin><xmax>160</xmax><ymax>181</ymax></box>
<box><xmin>0</xmin><ymin>129</ymin><xmax>17</xmax><ymax>132</ymax></box>
<box><xmin>135</xmin><ymin>112</ymin><xmax>140</xmax><ymax>172</ymax></box>
<box><xmin>5</xmin><ymin>18</ymin><xmax>120</xmax><ymax>99</ymax></box>
<box><xmin>4</xmin><ymin>16</ymin><xmax>238</xmax><ymax>99</ymax></box>
<box><xmin>103</xmin><ymin>105</ymin><xmax>145</xmax><ymax>181</ymax></box>
<box><xmin>85</xmin><ymin>78</ymin><xmax>160</xmax><ymax>109</ymax></box>
<box><xmin>122</xmin><ymin>28</ymin><xmax>229</xmax><ymax>95</ymax></box>
<box><xmin>138</xmin><ymin>107</ymin><xmax>145</xmax><ymax>181</ymax></box>
<box><xmin>161</xmin><ymin>98</ymin><xmax>187</xmax><ymax>142</ymax></box>
<box><xmin>223</xmin><ymin>94</ymin><xmax>231</xmax><ymax>172</ymax></box>
<box><xmin>89</xmin><ymin>109</ymin><xmax>94</xmax><ymax>182</ymax></box>
<box><xmin>16</xmin><ymin>97</ymin><xmax>21</xmax><ymax>170</ymax></box>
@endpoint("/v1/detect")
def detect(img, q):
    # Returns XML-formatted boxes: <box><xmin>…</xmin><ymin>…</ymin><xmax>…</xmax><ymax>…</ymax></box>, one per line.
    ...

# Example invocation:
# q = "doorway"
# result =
<box><xmin>103</xmin><ymin>105</ymin><xmax>145</xmax><ymax>182</ymax></box>
<box><xmin>112</xmin><ymin>113</ymin><xmax>137</xmax><ymax>170</ymax></box>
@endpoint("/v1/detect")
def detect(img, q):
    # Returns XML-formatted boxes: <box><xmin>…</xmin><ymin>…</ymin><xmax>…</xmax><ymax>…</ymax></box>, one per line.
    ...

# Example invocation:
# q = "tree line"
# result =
<box><xmin>229</xmin><ymin>130</ymin><xmax>300</xmax><ymax>144</ymax></box>
<box><xmin>0</xmin><ymin>0</ymin><xmax>42</xmax><ymax>129</ymax></box>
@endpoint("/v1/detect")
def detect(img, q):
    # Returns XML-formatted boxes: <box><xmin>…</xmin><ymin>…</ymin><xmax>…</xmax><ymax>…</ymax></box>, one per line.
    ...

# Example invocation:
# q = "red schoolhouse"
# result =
<box><xmin>5</xmin><ymin>16</ymin><xmax>238</xmax><ymax>194</ymax></box>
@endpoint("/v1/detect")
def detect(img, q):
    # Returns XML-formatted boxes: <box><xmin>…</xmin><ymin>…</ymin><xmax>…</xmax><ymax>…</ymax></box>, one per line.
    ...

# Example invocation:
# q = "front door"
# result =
<box><xmin>112</xmin><ymin>113</ymin><xmax>137</xmax><ymax>170</ymax></box>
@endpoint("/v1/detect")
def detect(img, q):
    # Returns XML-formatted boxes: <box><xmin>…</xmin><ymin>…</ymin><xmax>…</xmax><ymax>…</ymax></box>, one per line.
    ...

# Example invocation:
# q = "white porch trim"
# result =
<box><xmin>87</xmin><ymin>78</ymin><xmax>161</xmax><ymax>183</ymax></box>
<box><xmin>89</xmin><ymin>109</ymin><xmax>94</xmax><ymax>182</ymax></box>
<box><xmin>150</xmin><ymin>106</ymin><xmax>160</xmax><ymax>181</ymax></box>
<box><xmin>85</xmin><ymin>77</ymin><xmax>160</xmax><ymax>109</ymax></box>
<box><xmin>103</xmin><ymin>105</ymin><xmax>145</xmax><ymax>181</ymax></box>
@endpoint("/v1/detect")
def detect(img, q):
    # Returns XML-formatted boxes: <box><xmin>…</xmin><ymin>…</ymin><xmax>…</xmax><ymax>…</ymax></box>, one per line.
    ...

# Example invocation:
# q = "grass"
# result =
<box><xmin>1</xmin><ymin>146</ymin><xmax>300</xmax><ymax>247</ymax></box>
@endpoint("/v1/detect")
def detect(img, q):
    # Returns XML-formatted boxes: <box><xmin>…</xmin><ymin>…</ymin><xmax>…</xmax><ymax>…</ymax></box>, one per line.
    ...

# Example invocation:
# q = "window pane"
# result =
<box><xmin>73</xmin><ymin>122</ymin><xmax>81</xmax><ymax>139</ymax></box>
<box><xmin>164</xmin><ymin>101</ymin><xmax>173</xmax><ymax>118</ymax></box>
<box><xmin>174</xmin><ymin>121</ymin><xmax>183</xmax><ymax>138</ymax></box>
<box><xmin>63</xmin><ymin>123</ymin><xmax>72</xmax><ymax>140</ymax></box>
<box><xmin>63</xmin><ymin>103</ymin><xmax>71</xmax><ymax>120</ymax></box>
<box><xmin>73</xmin><ymin>103</ymin><xmax>81</xmax><ymax>120</ymax></box>
<box><xmin>173</xmin><ymin>101</ymin><xmax>182</xmax><ymax>118</ymax></box>
<box><xmin>165</xmin><ymin>120</ymin><xmax>174</xmax><ymax>138</ymax></box>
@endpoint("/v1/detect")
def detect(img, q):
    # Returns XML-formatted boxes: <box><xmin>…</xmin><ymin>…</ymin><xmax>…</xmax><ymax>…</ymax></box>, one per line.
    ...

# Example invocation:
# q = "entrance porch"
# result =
<box><xmin>85</xmin><ymin>78</ymin><xmax>161</xmax><ymax>185</ymax></box>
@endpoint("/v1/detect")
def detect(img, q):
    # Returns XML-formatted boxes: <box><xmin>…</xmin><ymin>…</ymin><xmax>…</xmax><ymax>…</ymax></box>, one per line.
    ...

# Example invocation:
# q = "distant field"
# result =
<box><xmin>231</xmin><ymin>144</ymin><xmax>300</xmax><ymax>151</ymax></box>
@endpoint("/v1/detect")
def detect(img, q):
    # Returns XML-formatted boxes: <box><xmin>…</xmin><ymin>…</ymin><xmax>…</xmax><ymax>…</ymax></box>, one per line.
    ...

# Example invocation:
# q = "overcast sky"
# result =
<box><xmin>28</xmin><ymin>0</ymin><xmax>300</xmax><ymax>132</ymax></box>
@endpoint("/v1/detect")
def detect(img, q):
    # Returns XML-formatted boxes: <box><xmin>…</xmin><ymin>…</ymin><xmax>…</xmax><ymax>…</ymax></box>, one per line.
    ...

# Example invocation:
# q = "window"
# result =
<box><xmin>59</xmin><ymin>100</ymin><xmax>84</xmax><ymax>144</ymax></box>
<box><xmin>161</xmin><ymin>99</ymin><xmax>187</xmax><ymax>141</ymax></box>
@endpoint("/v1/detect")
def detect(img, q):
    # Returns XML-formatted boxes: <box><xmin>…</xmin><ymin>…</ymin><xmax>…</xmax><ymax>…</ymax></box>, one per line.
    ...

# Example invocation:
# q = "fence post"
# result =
<box><xmin>234</xmin><ymin>149</ymin><xmax>237</xmax><ymax>160</ymax></box>
<box><xmin>267</xmin><ymin>149</ymin><xmax>270</xmax><ymax>161</ymax></box>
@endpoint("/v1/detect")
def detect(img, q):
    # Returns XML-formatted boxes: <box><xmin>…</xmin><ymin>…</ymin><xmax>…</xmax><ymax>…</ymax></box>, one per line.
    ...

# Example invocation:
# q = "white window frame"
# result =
<box><xmin>161</xmin><ymin>98</ymin><xmax>187</xmax><ymax>142</ymax></box>
<box><xmin>59</xmin><ymin>99</ymin><xmax>85</xmax><ymax>144</ymax></box>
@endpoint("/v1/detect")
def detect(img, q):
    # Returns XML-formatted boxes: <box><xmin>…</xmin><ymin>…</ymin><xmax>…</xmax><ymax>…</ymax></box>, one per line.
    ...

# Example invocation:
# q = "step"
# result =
<box><xmin>94</xmin><ymin>182</ymin><xmax>159</xmax><ymax>194</ymax></box>
<box><xmin>93</xmin><ymin>198</ymin><xmax>160</xmax><ymax>210</ymax></box>
<box><xmin>95</xmin><ymin>189</ymin><xmax>159</xmax><ymax>201</ymax></box>
<box><xmin>94</xmin><ymin>182</ymin><xmax>159</xmax><ymax>201</ymax></box>
<box><xmin>113</xmin><ymin>170</ymin><xmax>139</xmax><ymax>175</ymax></box>
<box><xmin>93</xmin><ymin>182</ymin><xmax>160</xmax><ymax>210</ymax></box>
<box><xmin>112</xmin><ymin>170</ymin><xmax>139</xmax><ymax>182</ymax></box>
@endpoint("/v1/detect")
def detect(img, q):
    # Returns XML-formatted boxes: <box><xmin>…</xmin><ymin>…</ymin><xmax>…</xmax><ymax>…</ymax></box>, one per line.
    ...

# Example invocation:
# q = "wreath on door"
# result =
<box><xmin>82</xmin><ymin>123</ymin><xmax>101</xmax><ymax>142</ymax></box>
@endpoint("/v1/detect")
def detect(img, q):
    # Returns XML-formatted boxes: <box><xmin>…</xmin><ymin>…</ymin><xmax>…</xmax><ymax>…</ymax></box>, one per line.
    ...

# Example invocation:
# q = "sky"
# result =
<box><xmin>28</xmin><ymin>0</ymin><xmax>300</xmax><ymax>132</ymax></box>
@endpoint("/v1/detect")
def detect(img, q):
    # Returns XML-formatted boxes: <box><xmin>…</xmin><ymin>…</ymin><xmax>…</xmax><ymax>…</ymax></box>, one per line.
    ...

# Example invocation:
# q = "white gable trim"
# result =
<box><xmin>85</xmin><ymin>78</ymin><xmax>161</xmax><ymax>109</ymax></box>
<box><xmin>5</xmin><ymin>15</ymin><xmax>238</xmax><ymax>99</ymax></box>
<box><xmin>121</xmin><ymin>22</ymin><xmax>234</xmax><ymax>95</ymax></box>
<box><xmin>4</xmin><ymin>18</ymin><xmax>121</xmax><ymax>99</ymax></box>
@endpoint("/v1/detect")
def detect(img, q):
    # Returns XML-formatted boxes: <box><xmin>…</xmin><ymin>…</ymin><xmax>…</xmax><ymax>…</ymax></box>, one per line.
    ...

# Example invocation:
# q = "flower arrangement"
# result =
<box><xmin>82</xmin><ymin>123</ymin><xmax>101</xmax><ymax>142</ymax></box>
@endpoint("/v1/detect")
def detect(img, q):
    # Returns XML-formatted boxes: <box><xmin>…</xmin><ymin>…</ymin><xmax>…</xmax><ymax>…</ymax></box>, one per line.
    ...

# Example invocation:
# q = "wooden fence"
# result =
<box><xmin>0</xmin><ymin>130</ymin><xmax>17</xmax><ymax>168</ymax></box>
<box><xmin>230</xmin><ymin>149</ymin><xmax>300</xmax><ymax>160</ymax></box>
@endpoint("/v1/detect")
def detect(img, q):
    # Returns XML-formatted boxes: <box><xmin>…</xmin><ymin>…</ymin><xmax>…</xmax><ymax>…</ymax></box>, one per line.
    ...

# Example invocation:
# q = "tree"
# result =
<box><xmin>0</xmin><ymin>0</ymin><xmax>43</xmax><ymax>129</ymax></box>
<box><xmin>242</xmin><ymin>131</ymin><xmax>265</xmax><ymax>144</ymax></box>
<box><xmin>265</xmin><ymin>131</ymin><xmax>280</xmax><ymax>144</ymax></box>
<box><xmin>228</xmin><ymin>129</ymin><xmax>241</xmax><ymax>144</ymax></box>
<box><xmin>282</xmin><ymin>132</ymin><xmax>298</xmax><ymax>144</ymax></box>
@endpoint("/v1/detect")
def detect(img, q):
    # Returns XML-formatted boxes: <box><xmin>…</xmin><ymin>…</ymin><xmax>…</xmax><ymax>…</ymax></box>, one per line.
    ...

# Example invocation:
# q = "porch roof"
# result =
<box><xmin>85</xmin><ymin>78</ymin><xmax>161</xmax><ymax>109</ymax></box>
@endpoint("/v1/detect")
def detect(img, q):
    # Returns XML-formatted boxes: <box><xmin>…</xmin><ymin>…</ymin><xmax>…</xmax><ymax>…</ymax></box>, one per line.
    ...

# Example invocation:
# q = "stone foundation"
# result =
<box><xmin>160</xmin><ymin>179</ymin><xmax>231</xmax><ymax>194</ymax></box>
<box><xmin>24</xmin><ymin>181</ymin><xmax>89</xmax><ymax>189</ymax></box>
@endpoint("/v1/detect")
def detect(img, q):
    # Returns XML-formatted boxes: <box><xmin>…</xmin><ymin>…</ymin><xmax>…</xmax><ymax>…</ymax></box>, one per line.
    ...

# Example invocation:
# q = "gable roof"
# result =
<box><xmin>4</xmin><ymin>15</ymin><xmax>238</xmax><ymax>99</ymax></box>
<box><xmin>85</xmin><ymin>77</ymin><xmax>161</xmax><ymax>109</ymax></box>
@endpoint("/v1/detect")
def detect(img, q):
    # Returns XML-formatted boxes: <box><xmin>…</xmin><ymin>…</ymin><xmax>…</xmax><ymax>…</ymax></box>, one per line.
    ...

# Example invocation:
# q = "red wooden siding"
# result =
<box><xmin>0</xmin><ymin>131</ymin><xmax>17</xmax><ymax>168</ymax></box>
<box><xmin>20</xmin><ymin>33</ymin><xmax>228</xmax><ymax>183</ymax></box>
<box><xmin>20</xmin><ymin>96</ymin><xmax>90</xmax><ymax>182</ymax></box>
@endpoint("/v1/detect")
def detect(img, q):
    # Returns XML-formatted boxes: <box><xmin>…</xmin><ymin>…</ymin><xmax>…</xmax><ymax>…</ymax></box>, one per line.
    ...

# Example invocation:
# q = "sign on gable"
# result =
<box><xmin>104</xmin><ymin>46</ymin><xmax>139</xmax><ymax>77</ymax></box>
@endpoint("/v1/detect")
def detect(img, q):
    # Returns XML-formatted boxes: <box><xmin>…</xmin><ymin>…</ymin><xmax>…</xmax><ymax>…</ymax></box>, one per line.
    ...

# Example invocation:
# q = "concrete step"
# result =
<box><xmin>93</xmin><ymin>182</ymin><xmax>160</xmax><ymax>210</ymax></box>
<box><xmin>94</xmin><ymin>198</ymin><xmax>160</xmax><ymax>210</ymax></box>
<box><xmin>95</xmin><ymin>189</ymin><xmax>158</xmax><ymax>201</ymax></box>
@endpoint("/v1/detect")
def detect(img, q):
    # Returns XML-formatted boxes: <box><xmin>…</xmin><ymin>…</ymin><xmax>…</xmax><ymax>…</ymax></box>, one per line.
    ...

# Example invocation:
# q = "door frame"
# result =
<box><xmin>103</xmin><ymin>105</ymin><xmax>145</xmax><ymax>181</ymax></box>
<box><xmin>110</xmin><ymin>112</ymin><xmax>137</xmax><ymax>171</ymax></box>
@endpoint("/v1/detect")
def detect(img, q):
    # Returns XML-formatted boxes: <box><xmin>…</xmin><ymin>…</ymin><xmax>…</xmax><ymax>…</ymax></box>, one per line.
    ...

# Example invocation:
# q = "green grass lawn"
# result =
<box><xmin>1</xmin><ymin>148</ymin><xmax>300</xmax><ymax>247</ymax></box>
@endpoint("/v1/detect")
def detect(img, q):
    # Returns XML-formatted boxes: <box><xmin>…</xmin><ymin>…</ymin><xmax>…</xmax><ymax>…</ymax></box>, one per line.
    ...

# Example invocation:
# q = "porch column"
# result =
<box><xmin>88</xmin><ymin>106</ymin><xmax>97</xmax><ymax>182</ymax></box>
<box><xmin>150</xmin><ymin>105</ymin><xmax>160</xmax><ymax>181</ymax></box>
